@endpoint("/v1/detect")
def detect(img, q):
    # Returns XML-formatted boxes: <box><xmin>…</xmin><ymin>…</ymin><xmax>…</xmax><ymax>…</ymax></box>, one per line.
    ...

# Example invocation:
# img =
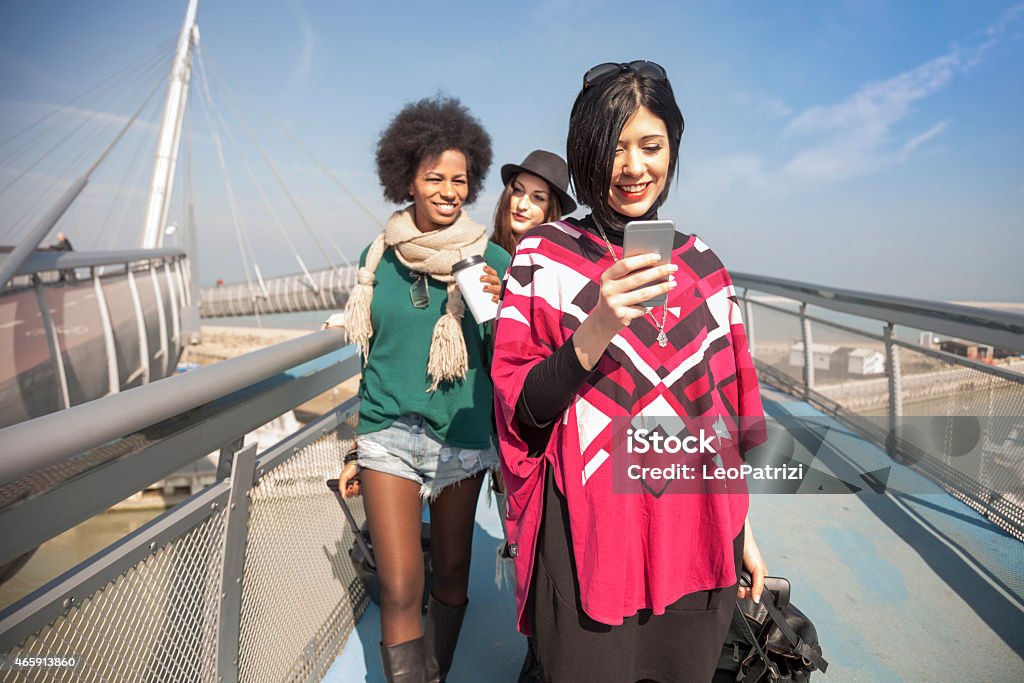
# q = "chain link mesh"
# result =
<box><xmin>237</xmin><ymin>411</ymin><xmax>367</xmax><ymax>683</ymax></box>
<box><xmin>746</xmin><ymin>299</ymin><xmax>804</xmax><ymax>386</ymax></box>
<box><xmin>892</xmin><ymin>347</ymin><xmax>1024</xmax><ymax>540</ymax></box>
<box><xmin>2</xmin><ymin>509</ymin><xmax>227</xmax><ymax>682</ymax></box>
<box><xmin>743</xmin><ymin>294</ymin><xmax>1024</xmax><ymax>541</ymax></box>
<box><xmin>2</xmin><ymin>407</ymin><xmax>369</xmax><ymax>682</ymax></box>
<box><xmin>805</xmin><ymin>317</ymin><xmax>890</xmax><ymax>417</ymax></box>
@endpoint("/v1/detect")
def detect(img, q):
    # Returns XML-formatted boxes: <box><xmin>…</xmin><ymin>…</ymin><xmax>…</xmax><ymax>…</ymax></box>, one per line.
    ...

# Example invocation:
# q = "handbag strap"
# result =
<box><xmin>733</xmin><ymin>604</ymin><xmax>781</xmax><ymax>682</ymax></box>
<box><xmin>757</xmin><ymin>590</ymin><xmax>829</xmax><ymax>673</ymax></box>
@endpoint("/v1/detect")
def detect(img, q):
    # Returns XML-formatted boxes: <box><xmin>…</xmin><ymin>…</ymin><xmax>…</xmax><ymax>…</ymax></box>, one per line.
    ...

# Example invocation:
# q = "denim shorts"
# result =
<box><xmin>357</xmin><ymin>414</ymin><xmax>498</xmax><ymax>501</ymax></box>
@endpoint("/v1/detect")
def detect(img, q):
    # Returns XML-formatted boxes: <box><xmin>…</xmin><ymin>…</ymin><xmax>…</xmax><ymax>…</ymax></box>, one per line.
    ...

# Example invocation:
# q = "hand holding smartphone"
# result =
<box><xmin>622</xmin><ymin>219</ymin><xmax>676</xmax><ymax>306</ymax></box>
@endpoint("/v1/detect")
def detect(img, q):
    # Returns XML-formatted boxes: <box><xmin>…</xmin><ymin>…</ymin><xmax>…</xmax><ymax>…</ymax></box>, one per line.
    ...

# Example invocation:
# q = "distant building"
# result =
<box><xmin>844</xmin><ymin>348</ymin><xmax>885</xmax><ymax>376</ymax></box>
<box><xmin>789</xmin><ymin>343</ymin><xmax>839</xmax><ymax>371</ymax></box>
<box><xmin>789</xmin><ymin>343</ymin><xmax>885</xmax><ymax>376</ymax></box>
<box><xmin>939</xmin><ymin>339</ymin><xmax>994</xmax><ymax>362</ymax></box>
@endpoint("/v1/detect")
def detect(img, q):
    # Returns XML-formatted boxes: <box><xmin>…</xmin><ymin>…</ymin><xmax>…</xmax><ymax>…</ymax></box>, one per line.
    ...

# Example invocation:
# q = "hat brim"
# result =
<box><xmin>500</xmin><ymin>163</ymin><xmax>577</xmax><ymax>215</ymax></box>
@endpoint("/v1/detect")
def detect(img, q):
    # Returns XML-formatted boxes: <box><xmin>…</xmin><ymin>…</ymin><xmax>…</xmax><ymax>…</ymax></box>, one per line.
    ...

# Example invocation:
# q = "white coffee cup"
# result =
<box><xmin>452</xmin><ymin>255</ymin><xmax>498</xmax><ymax>324</ymax></box>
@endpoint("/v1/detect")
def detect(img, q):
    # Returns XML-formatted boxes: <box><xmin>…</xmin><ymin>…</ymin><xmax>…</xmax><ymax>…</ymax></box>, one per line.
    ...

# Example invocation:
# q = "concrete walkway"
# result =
<box><xmin>324</xmin><ymin>388</ymin><xmax>1024</xmax><ymax>681</ymax></box>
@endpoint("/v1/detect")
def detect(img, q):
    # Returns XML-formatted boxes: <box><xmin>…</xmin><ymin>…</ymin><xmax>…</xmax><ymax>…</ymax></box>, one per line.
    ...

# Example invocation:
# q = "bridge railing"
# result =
<box><xmin>1</xmin><ymin>248</ymin><xmax>192</xmax><ymax>427</ymax></box>
<box><xmin>732</xmin><ymin>272</ymin><xmax>1024</xmax><ymax>541</ymax></box>
<box><xmin>199</xmin><ymin>265</ymin><xmax>359</xmax><ymax>318</ymax></box>
<box><xmin>0</xmin><ymin>330</ymin><xmax>368</xmax><ymax>682</ymax></box>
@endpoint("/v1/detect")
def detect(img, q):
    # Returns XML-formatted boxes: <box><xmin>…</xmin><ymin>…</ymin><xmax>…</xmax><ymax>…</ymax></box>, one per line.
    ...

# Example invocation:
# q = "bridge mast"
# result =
<box><xmin>141</xmin><ymin>0</ymin><xmax>200</xmax><ymax>249</ymax></box>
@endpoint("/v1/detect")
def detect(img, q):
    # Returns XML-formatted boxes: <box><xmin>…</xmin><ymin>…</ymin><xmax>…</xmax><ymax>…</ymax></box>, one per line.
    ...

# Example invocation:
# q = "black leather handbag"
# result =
<box><xmin>714</xmin><ymin>573</ymin><xmax>828</xmax><ymax>682</ymax></box>
<box><xmin>327</xmin><ymin>479</ymin><xmax>433</xmax><ymax>611</ymax></box>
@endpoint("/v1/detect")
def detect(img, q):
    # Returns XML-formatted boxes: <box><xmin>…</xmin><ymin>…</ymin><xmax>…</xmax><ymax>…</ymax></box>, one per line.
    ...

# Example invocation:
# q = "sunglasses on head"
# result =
<box><xmin>583</xmin><ymin>60</ymin><xmax>668</xmax><ymax>89</ymax></box>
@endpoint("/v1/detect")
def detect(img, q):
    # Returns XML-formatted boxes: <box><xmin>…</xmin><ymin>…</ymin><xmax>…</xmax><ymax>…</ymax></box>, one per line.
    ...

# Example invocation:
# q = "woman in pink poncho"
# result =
<box><xmin>491</xmin><ymin>61</ymin><xmax>769</xmax><ymax>682</ymax></box>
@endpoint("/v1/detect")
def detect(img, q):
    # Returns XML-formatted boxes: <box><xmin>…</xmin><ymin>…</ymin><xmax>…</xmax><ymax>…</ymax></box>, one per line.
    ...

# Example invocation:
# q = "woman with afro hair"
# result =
<box><xmin>331</xmin><ymin>95</ymin><xmax>510</xmax><ymax>682</ymax></box>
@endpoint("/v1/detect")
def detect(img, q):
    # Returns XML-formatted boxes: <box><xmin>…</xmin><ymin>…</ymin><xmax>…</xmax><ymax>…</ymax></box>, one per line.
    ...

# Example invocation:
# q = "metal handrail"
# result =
<box><xmin>10</xmin><ymin>247</ymin><xmax>186</xmax><ymax>276</ymax></box>
<box><xmin>0</xmin><ymin>328</ymin><xmax>349</xmax><ymax>486</ymax></box>
<box><xmin>732</xmin><ymin>272</ymin><xmax>1024</xmax><ymax>354</ymax></box>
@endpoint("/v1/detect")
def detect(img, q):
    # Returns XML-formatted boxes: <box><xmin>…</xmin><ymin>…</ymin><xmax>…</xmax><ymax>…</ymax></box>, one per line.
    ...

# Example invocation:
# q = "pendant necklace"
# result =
<box><xmin>594</xmin><ymin>224</ymin><xmax>669</xmax><ymax>348</ymax></box>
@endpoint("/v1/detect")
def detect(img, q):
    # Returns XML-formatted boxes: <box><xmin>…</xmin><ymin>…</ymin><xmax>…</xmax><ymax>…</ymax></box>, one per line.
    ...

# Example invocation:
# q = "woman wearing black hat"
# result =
<box><xmin>479</xmin><ymin>150</ymin><xmax>576</xmax><ymax>305</ymax></box>
<box><xmin>490</xmin><ymin>149</ymin><xmax>577</xmax><ymax>257</ymax></box>
<box><xmin>483</xmin><ymin>150</ymin><xmax>576</xmax><ymax>681</ymax></box>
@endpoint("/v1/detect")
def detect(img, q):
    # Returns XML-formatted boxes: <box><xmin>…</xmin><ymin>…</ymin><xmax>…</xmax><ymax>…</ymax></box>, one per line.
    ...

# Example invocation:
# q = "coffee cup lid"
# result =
<box><xmin>452</xmin><ymin>255</ymin><xmax>485</xmax><ymax>273</ymax></box>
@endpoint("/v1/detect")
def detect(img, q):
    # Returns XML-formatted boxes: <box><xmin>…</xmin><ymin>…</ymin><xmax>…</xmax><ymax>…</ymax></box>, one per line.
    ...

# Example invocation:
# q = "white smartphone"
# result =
<box><xmin>623</xmin><ymin>219</ymin><xmax>676</xmax><ymax>307</ymax></box>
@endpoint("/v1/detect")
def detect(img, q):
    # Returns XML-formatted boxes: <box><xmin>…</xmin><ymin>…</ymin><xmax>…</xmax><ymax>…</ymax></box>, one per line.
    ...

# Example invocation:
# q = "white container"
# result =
<box><xmin>452</xmin><ymin>255</ymin><xmax>498</xmax><ymax>324</ymax></box>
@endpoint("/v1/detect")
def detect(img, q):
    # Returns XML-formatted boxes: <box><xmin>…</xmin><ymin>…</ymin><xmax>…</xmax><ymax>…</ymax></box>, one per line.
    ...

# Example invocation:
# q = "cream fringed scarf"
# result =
<box><xmin>345</xmin><ymin>206</ymin><xmax>489</xmax><ymax>391</ymax></box>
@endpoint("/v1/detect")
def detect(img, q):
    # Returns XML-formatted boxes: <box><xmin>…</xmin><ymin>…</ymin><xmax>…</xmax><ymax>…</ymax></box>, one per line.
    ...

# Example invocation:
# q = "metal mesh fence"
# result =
<box><xmin>238</xmin><ymin>411</ymin><xmax>367</xmax><ymax>683</ymax></box>
<box><xmin>891</xmin><ymin>347</ymin><xmax>1024</xmax><ymax>540</ymax></box>
<box><xmin>1</xmin><ymin>406</ymin><xmax>370</xmax><ymax>682</ymax></box>
<box><xmin>805</xmin><ymin>317</ymin><xmax>889</xmax><ymax>417</ymax></box>
<box><xmin>2</xmin><ymin>509</ymin><xmax>227</xmax><ymax>682</ymax></box>
<box><xmin>745</xmin><ymin>289</ymin><xmax>1024</xmax><ymax>541</ymax></box>
<box><xmin>746</xmin><ymin>298</ymin><xmax>804</xmax><ymax>385</ymax></box>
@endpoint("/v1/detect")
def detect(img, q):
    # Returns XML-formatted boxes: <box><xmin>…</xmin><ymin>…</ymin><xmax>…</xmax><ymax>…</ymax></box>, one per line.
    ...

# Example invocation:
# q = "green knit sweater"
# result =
<box><xmin>355</xmin><ymin>242</ymin><xmax>511</xmax><ymax>448</ymax></box>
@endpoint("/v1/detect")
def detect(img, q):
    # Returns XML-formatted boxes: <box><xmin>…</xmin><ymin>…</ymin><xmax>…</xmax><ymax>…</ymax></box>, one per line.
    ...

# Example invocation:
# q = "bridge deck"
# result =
<box><xmin>324</xmin><ymin>387</ymin><xmax>1024</xmax><ymax>681</ymax></box>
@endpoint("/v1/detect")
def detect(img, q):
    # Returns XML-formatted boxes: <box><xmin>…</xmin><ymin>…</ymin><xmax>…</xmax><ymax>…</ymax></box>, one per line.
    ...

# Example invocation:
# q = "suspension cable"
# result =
<box><xmin>96</xmin><ymin>90</ymin><xmax>166</xmax><ymax>249</ymax></box>
<box><xmin>0</xmin><ymin>71</ymin><xmax>170</xmax><ymax>286</ymax></box>
<box><xmin>201</xmin><ymin>53</ymin><xmax>348</xmax><ymax>272</ymax></box>
<box><xmin>206</xmin><ymin>100</ymin><xmax>322</xmax><ymax>291</ymax></box>
<box><xmin>209</xmin><ymin>74</ymin><xmax>357</xmax><ymax>271</ymax></box>
<box><xmin>1</xmin><ymin>45</ymin><xmax>174</xmax><ymax>240</ymax></box>
<box><xmin>0</xmin><ymin>38</ymin><xmax>176</xmax><ymax>161</ymax></box>
<box><xmin>192</xmin><ymin>50</ymin><xmax>263</xmax><ymax>310</ymax></box>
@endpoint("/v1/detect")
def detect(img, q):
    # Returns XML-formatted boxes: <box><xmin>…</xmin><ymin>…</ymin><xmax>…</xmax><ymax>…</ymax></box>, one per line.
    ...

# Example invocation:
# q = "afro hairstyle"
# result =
<box><xmin>375</xmin><ymin>95</ymin><xmax>493</xmax><ymax>205</ymax></box>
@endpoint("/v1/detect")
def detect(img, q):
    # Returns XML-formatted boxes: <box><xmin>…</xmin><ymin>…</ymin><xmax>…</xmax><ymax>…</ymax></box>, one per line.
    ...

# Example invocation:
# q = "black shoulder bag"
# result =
<box><xmin>715</xmin><ymin>572</ymin><xmax>829</xmax><ymax>682</ymax></box>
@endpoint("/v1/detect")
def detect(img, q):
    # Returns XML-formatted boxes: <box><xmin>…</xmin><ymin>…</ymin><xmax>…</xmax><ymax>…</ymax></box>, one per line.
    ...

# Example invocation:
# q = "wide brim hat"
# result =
<box><xmin>500</xmin><ymin>149</ymin><xmax>577</xmax><ymax>215</ymax></box>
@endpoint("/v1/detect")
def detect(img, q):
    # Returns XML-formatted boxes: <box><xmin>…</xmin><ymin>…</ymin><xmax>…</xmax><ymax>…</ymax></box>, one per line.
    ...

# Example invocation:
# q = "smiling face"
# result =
<box><xmin>407</xmin><ymin>149</ymin><xmax>469</xmax><ymax>232</ymax></box>
<box><xmin>607</xmin><ymin>105</ymin><xmax>670</xmax><ymax>217</ymax></box>
<box><xmin>508</xmin><ymin>171</ymin><xmax>553</xmax><ymax>236</ymax></box>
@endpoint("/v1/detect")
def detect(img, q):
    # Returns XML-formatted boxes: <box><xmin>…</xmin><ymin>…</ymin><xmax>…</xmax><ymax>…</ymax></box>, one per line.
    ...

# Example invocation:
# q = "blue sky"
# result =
<box><xmin>1</xmin><ymin>0</ymin><xmax>1021</xmax><ymax>301</ymax></box>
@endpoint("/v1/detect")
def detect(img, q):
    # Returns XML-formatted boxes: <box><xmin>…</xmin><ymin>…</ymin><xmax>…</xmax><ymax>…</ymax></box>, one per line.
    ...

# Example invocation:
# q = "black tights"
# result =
<box><xmin>360</xmin><ymin>468</ymin><xmax>484</xmax><ymax>646</ymax></box>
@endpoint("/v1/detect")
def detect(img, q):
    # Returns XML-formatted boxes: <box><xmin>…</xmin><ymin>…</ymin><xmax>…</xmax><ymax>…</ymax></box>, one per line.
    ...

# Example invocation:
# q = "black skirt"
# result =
<box><xmin>529</xmin><ymin>468</ymin><xmax>743</xmax><ymax>683</ymax></box>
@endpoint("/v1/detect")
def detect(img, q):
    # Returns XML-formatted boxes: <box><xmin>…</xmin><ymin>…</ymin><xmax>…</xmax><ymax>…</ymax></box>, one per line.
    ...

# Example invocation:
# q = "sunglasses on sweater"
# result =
<box><xmin>410</xmin><ymin>273</ymin><xmax>430</xmax><ymax>309</ymax></box>
<box><xmin>582</xmin><ymin>60</ymin><xmax>668</xmax><ymax>89</ymax></box>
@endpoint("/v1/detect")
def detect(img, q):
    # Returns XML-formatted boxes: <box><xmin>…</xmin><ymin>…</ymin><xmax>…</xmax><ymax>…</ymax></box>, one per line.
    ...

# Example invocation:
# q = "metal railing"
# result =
<box><xmin>0</xmin><ymin>330</ymin><xmax>368</xmax><ymax>682</ymax></box>
<box><xmin>733</xmin><ymin>272</ymin><xmax>1024</xmax><ymax>541</ymax></box>
<box><xmin>1</xmin><ymin>248</ymin><xmax>194</xmax><ymax>428</ymax></box>
<box><xmin>199</xmin><ymin>265</ymin><xmax>358</xmax><ymax>318</ymax></box>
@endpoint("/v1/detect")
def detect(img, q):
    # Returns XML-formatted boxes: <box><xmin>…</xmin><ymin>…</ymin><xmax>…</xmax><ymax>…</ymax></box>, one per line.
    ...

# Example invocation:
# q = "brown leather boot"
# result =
<box><xmin>424</xmin><ymin>594</ymin><xmax>467</xmax><ymax>683</ymax></box>
<box><xmin>380</xmin><ymin>637</ymin><xmax>426</xmax><ymax>683</ymax></box>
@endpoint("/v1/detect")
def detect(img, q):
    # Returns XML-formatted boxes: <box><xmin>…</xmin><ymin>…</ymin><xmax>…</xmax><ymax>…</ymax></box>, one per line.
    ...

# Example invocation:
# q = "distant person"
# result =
<box><xmin>327</xmin><ymin>95</ymin><xmax>510</xmax><ymax>682</ymax></box>
<box><xmin>479</xmin><ymin>149</ymin><xmax>575</xmax><ymax>682</ymax></box>
<box><xmin>53</xmin><ymin>232</ymin><xmax>73</xmax><ymax>251</ymax></box>
<box><xmin>491</xmin><ymin>61</ymin><xmax>769</xmax><ymax>681</ymax></box>
<box><xmin>50</xmin><ymin>231</ymin><xmax>75</xmax><ymax>282</ymax></box>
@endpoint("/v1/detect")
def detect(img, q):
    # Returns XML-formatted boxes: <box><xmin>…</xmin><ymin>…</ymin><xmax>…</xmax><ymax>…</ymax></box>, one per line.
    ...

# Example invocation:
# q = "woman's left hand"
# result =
<box><xmin>481</xmin><ymin>264</ymin><xmax>501</xmax><ymax>302</ymax></box>
<box><xmin>737</xmin><ymin>517</ymin><xmax>767</xmax><ymax>603</ymax></box>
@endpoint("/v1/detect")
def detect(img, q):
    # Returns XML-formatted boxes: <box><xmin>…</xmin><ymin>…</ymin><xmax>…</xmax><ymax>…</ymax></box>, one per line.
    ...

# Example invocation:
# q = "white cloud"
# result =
<box><xmin>899</xmin><ymin>120</ymin><xmax>950</xmax><ymax>158</ymax></box>
<box><xmin>285</xmin><ymin>0</ymin><xmax>315</xmax><ymax>89</ymax></box>
<box><xmin>690</xmin><ymin>7</ymin><xmax>1023</xmax><ymax>199</ymax></box>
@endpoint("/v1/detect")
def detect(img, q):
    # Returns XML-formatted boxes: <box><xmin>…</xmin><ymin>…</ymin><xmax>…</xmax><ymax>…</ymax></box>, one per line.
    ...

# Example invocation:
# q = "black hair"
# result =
<box><xmin>566</xmin><ymin>69</ymin><xmax>684</xmax><ymax>229</ymax></box>
<box><xmin>375</xmin><ymin>95</ymin><xmax>492</xmax><ymax>205</ymax></box>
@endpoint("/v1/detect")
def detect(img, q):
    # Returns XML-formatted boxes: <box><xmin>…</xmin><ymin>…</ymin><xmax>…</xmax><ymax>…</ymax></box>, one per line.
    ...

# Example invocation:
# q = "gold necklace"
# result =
<box><xmin>594</xmin><ymin>223</ymin><xmax>670</xmax><ymax>348</ymax></box>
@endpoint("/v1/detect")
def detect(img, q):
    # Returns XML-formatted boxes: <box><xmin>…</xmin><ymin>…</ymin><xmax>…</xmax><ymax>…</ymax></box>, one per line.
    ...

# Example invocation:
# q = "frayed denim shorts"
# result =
<box><xmin>357</xmin><ymin>414</ymin><xmax>498</xmax><ymax>501</ymax></box>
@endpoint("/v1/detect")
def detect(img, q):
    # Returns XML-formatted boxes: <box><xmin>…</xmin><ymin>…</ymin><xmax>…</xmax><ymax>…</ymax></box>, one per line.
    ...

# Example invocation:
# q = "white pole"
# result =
<box><xmin>140</xmin><ymin>0</ymin><xmax>200</xmax><ymax>249</ymax></box>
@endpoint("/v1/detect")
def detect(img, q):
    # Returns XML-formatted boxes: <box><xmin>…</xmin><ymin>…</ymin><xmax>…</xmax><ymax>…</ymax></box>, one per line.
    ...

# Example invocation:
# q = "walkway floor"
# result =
<box><xmin>324</xmin><ymin>388</ymin><xmax>1024</xmax><ymax>682</ymax></box>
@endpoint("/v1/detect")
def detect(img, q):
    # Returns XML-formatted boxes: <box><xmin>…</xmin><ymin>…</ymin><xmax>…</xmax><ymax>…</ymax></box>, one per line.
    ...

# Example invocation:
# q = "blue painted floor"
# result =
<box><xmin>324</xmin><ymin>388</ymin><xmax>1024</xmax><ymax>681</ymax></box>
